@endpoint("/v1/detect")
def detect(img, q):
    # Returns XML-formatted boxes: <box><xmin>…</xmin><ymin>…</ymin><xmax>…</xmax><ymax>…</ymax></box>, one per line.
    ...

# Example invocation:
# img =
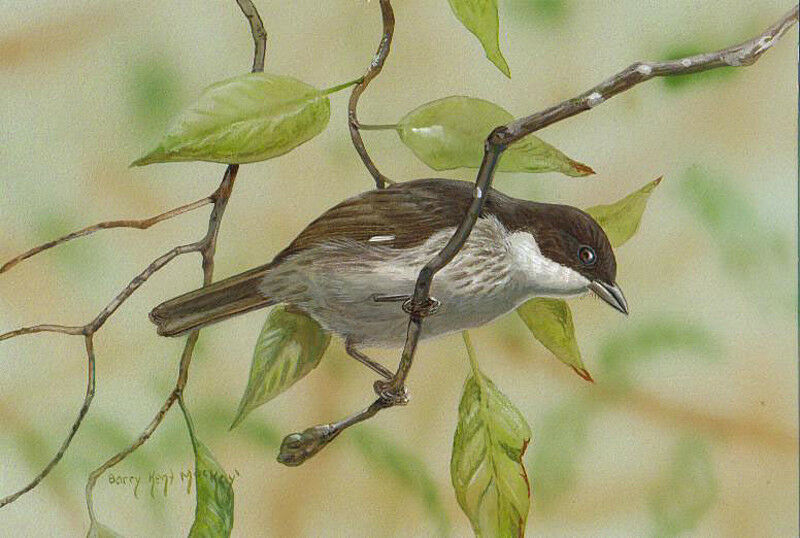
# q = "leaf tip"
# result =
<box><xmin>492</xmin><ymin>54</ymin><xmax>511</xmax><ymax>78</ymax></box>
<box><xmin>130</xmin><ymin>149</ymin><xmax>164</xmax><ymax>167</ymax></box>
<box><xmin>570</xmin><ymin>160</ymin><xmax>596</xmax><ymax>176</ymax></box>
<box><xmin>653</xmin><ymin>175</ymin><xmax>665</xmax><ymax>186</ymax></box>
<box><xmin>571</xmin><ymin>366</ymin><xmax>595</xmax><ymax>383</ymax></box>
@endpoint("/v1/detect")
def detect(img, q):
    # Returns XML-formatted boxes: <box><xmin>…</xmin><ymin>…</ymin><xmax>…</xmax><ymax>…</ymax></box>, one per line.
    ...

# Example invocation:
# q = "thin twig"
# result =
<box><xmin>235</xmin><ymin>0</ymin><xmax>267</xmax><ymax>72</ymax></box>
<box><xmin>0</xmin><ymin>335</ymin><xmax>95</xmax><ymax>508</ymax></box>
<box><xmin>273</xmin><ymin>4</ymin><xmax>799</xmax><ymax>465</ymax></box>
<box><xmin>83</xmin><ymin>137</ymin><xmax>241</xmax><ymax>528</ymax></box>
<box><xmin>348</xmin><ymin>0</ymin><xmax>395</xmax><ymax>189</ymax></box>
<box><xmin>82</xmin><ymin>0</ymin><xmax>266</xmax><ymax>523</ymax></box>
<box><xmin>0</xmin><ymin>0</ymin><xmax>266</xmax><ymax>514</ymax></box>
<box><xmin>0</xmin><ymin>197</ymin><xmax>212</xmax><ymax>275</ymax></box>
<box><xmin>391</xmin><ymin>5</ymin><xmax>799</xmax><ymax>395</ymax></box>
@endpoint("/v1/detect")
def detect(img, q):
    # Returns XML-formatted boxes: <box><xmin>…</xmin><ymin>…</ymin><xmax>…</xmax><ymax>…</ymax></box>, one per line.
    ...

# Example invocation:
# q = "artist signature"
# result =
<box><xmin>107</xmin><ymin>467</ymin><xmax>241</xmax><ymax>499</ymax></box>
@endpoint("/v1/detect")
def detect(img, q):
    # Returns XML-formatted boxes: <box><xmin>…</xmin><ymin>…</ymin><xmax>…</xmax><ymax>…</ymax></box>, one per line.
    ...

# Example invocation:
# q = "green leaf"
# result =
<box><xmin>452</xmin><ymin>334</ymin><xmax>532</xmax><ymax>537</ymax></box>
<box><xmin>528</xmin><ymin>397</ymin><xmax>592</xmax><ymax>508</ymax></box>
<box><xmin>351</xmin><ymin>428</ymin><xmax>451</xmax><ymax>536</ymax></box>
<box><xmin>397</xmin><ymin>96</ymin><xmax>593</xmax><ymax>177</ymax></box>
<box><xmin>447</xmin><ymin>0</ymin><xmax>510</xmax><ymax>77</ymax></box>
<box><xmin>517</xmin><ymin>298</ymin><xmax>592</xmax><ymax>382</ymax></box>
<box><xmin>649</xmin><ymin>436</ymin><xmax>716</xmax><ymax>536</ymax></box>
<box><xmin>87</xmin><ymin>520</ymin><xmax>124</xmax><ymax>538</ymax></box>
<box><xmin>230</xmin><ymin>306</ymin><xmax>330</xmax><ymax>429</ymax></box>
<box><xmin>132</xmin><ymin>73</ymin><xmax>333</xmax><ymax>166</ymax></box>
<box><xmin>188</xmin><ymin>440</ymin><xmax>235</xmax><ymax>538</ymax></box>
<box><xmin>585</xmin><ymin>176</ymin><xmax>662</xmax><ymax>248</ymax></box>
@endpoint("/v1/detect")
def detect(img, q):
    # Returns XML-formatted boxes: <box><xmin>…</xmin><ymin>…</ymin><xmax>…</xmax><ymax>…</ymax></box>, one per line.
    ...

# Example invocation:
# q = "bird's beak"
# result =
<box><xmin>589</xmin><ymin>280</ymin><xmax>629</xmax><ymax>315</ymax></box>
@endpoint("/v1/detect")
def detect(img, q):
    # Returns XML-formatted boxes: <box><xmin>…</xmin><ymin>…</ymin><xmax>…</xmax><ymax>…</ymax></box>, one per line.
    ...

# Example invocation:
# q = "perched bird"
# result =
<box><xmin>150</xmin><ymin>178</ymin><xmax>627</xmax><ymax>376</ymax></box>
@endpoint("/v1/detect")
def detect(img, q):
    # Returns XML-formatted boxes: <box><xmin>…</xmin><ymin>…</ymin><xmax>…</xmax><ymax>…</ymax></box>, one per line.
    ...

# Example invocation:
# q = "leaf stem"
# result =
<box><xmin>356</xmin><ymin>123</ymin><xmax>399</xmax><ymax>131</ymax></box>
<box><xmin>178</xmin><ymin>395</ymin><xmax>199</xmax><ymax>452</ymax></box>
<box><xmin>320</xmin><ymin>77</ymin><xmax>365</xmax><ymax>96</ymax></box>
<box><xmin>462</xmin><ymin>331</ymin><xmax>482</xmax><ymax>378</ymax></box>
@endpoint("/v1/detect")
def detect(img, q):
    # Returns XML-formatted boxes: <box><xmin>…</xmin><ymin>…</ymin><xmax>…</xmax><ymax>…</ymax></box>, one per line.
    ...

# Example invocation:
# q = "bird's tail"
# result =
<box><xmin>150</xmin><ymin>264</ymin><xmax>275</xmax><ymax>337</ymax></box>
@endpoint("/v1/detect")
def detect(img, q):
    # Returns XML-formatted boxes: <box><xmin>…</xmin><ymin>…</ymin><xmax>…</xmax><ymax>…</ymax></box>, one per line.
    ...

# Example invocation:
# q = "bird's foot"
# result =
<box><xmin>373</xmin><ymin>380</ymin><xmax>410</xmax><ymax>406</ymax></box>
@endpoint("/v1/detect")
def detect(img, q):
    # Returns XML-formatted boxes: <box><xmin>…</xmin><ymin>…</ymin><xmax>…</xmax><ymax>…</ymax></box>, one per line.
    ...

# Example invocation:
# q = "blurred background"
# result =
<box><xmin>0</xmin><ymin>0</ymin><xmax>797</xmax><ymax>535</ymax></box>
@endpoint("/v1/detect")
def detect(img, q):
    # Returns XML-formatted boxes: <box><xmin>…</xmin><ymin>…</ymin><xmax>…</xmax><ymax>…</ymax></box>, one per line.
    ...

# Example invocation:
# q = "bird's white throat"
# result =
<box><xmin>506</xmin><ymin>229</ymin><xmax>590</xmax><ymax>298</ymax></box>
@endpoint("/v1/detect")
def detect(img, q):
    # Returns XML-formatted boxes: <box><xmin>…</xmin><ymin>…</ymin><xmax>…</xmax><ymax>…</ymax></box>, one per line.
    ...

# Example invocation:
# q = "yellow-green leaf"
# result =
<box><xmin>448</xmin><ymin>0</ymin><xmax>510</xmax><ymax>77</ymax></box>
<box><xmin>452</xmin><ymin>335</ymin><xmax>532</xmax><ymax>537</ymax></box>
<box><xmin>397</xmin><ymin>96</ymin><xmax>593</xmax><ymax>177</ymax></box>
<box><xmin>132</xmin><ymin>73</ymin><xmax>332</xmax><ymax>166</ymax></box>
<box><xmin>517</xmin><ymin>298</ymin><xmax>592</xmax><ymax>382</ymax></box>
<box><xmin>585</xmin><ymin>177</ymin><xmax>663</xmax><ymax>247</ymax></box>
<box><xmin>188</xmin><ymin>440</ymin><xmax>234</xmax><ymax>538</ymax></box>
<box><xmin>230</xmin><ymin>306</ymin><xmax>330</xmax><ymax>429</ymax></box>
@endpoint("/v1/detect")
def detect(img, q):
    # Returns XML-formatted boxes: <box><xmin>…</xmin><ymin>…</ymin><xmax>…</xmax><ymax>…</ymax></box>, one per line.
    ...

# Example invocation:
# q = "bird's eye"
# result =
<box><xmin>578</xmin><ymin>245</ymin><xmax>596</xmax><ymax>266</ymax></box>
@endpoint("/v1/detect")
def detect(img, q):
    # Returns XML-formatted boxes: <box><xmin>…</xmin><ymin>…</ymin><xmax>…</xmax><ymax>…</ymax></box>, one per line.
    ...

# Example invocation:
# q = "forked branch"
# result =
<box><xmin>0</xmin><ymin>0</ymin><xmax>267</xmax><ymax>514</ymax></box>
<box><xmin>279</xmin><ymin>4</ymin><xmax>800</xmax><ymax>464</ymax></box>
<box><xmin>348</xmin><ymin>0</ymin><xmax>395</xmax><ymax>189</ymax></box>
<box><xmin>397</xmin><ymin>4</ymin><xmax>800</xmax><ymax>384</ymax></box>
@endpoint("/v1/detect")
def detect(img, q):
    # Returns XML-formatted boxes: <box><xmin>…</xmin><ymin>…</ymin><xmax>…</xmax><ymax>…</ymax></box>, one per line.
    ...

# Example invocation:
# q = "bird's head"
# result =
<box><xmin>509</xmin><ymin>202</ymin><xmax>628</xmax><ymax>315</ymax></box>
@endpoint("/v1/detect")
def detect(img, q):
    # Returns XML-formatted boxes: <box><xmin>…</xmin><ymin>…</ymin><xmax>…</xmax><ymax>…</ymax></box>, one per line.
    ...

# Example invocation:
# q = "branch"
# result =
<box><xmin>0</xmin><ymin>197</ymin><xmax>211</xmax><ymax>274</ymax></box>
<box><xmin>84</xmin><ymin>0</ymin><xmax>267</xmax><ymax>523</ymax></box>
<box><xmin>392</xmin><ymin>5</ymin><xmax>799</xmax><ymax>396</ymax></box>
<box><xmin>348</xmin><ymin>0</ymin><xmax>395</xmax><ymax>189</ymax></box>
<box><xmin>0</xmin><ymin>335</ymin><xmax>95</xmax><ymax>508</ymax></box>
<box><xmin>0</xmin><ymin>0</ymin><xmax>267</xmax><ymax>513</ymax></box>
<box><xmin>273</xmin><ymin>5</ymin><xmax>799</xmax><ymax>465</ymax></box>
<box><xmin>235</xmin><ymin>0</ymin><xmax>267</xmax><ymax>72</ymax></box>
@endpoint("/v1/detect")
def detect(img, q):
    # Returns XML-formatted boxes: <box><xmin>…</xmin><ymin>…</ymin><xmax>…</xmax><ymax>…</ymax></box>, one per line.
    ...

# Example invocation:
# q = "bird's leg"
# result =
<box><xmin>277</xmin><ymin>298</ymin><xmax>437</xmax><ymax>465</ymax></box>
<box><xmin>278</xmin><ymin>395</ymin><xmax>394</xmax><ymax>466</ymax></box>
<box><xmin>372</xmin><ymin>302</ymin><xmax>428</xmax><ymax>405</ymax></box>
<box><xmin>345</xmin><ymin>338</ymin><xmax>392</xmax><ymax>380</ymax></box>
<box><xmin>369</xmin><ymin>294</ymin><xmax>439</xmax><ymax>404</ymax></box>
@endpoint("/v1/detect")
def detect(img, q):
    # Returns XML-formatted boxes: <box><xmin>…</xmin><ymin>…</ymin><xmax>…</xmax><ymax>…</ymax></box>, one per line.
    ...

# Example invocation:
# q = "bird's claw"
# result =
<box><xmin>277</xmin><ymin>424</ymin><xmax>337</xmax><ymax>466</ymax></box>
<box><xmin>373</xmin><ymin>380</ymin><xmax>410</xmax><ymax>406</ymax></box>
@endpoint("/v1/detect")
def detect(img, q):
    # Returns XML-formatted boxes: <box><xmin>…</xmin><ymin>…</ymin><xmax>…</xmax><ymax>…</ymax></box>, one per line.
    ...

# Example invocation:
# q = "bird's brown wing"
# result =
<box><xmin>271</xmin><ymin>179</ymin><xmax>480</xmax><ymax>263</ymax></box>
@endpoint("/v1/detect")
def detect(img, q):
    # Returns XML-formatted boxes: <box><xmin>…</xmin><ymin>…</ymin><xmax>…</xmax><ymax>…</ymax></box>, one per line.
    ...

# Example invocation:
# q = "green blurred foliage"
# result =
<box><xmin>351</xmin><ymin>428</ymin><xmax>451</xmax><ymax>536</ymax></box>
<box><xmin>648</xmin><ymin>436</ymin><xmax>717</xmax><ymax>537</ymax></box>
<box><xmin>598</xmin><ymin>318</ymin><xmax>718</xmax><ymax>389</ymax></box>
<box><xmin>528</xmin><ymin>396</ymin><xmax>593</xmax><ymax>509</ymax></box>
<box><xmin>679</xmin><ymin>167</ymin><xmax>790</xmax><ymax>278</ymax></box>
<box><xmin>506</xmin><ymin>0</ymin><xmax>569</xmax><ymax>25</ymax></box>
<box><xmin>127</xmin><ymin>56</ymin><xmax>182</xmax><ymax>137</ymax></box>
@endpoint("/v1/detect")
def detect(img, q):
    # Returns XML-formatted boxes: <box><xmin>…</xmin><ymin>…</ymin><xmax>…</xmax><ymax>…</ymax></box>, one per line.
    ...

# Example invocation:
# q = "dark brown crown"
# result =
<box><xmin>272</xmin><ymin>178</ymin><xmax>617</xmax><ymax>286</ymax></box>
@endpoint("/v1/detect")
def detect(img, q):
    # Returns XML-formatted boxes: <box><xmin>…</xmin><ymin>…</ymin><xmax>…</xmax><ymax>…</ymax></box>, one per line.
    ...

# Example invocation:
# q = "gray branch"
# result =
<box><xmin>275</xmin><ymin>4</ymin><xmax>799</xmax><ymax>466</ymax></box>
<box><xmin>0</xmin><ymin>0</ymin><xmax>267</xmax><ymax>515</ymax></box>
<box><xmin>348</xmin><ymin>0</ymin><xmax>395</xmax><ymax>189</ymax></box>
<box><xmin>394</xmin><ymin>5</ymin><xmax>799</xmax><ymax>411</ymax></box>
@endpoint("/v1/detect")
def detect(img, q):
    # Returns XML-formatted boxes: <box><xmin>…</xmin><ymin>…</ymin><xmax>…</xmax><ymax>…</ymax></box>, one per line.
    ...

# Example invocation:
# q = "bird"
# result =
<box><xmin>150</xmin><ymin>178</ymin><xmax>627</xmax><ymax>379</ymax></box>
